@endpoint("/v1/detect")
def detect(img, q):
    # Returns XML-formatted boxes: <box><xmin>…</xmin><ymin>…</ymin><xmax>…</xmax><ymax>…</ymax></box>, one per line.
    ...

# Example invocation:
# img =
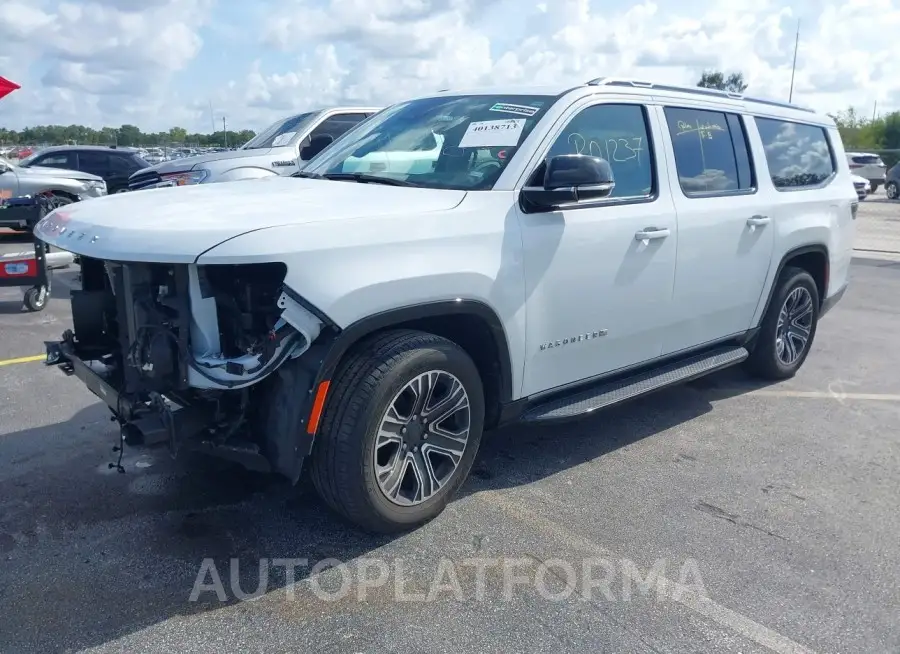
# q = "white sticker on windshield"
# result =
<box><xmin>458</xmin><ymin>119</ymin><xmax>526</xmax><ymax>148</ymax></box>
<box><xmin>271</xmin><ymin>132</ymin><xmax>296</xmax><ymax>147</ymax></box>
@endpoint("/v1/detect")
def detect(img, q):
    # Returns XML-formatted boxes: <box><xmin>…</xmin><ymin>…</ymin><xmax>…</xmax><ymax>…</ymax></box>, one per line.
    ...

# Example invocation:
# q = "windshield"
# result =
<box><xmin>241</xmin><ymin>111</ymin><xmax>317</xmax><ymax>150</ymax></box>
<box><xmin>304</xmin><ymin>94</ymin><xmax>557</xmax><ymax>190</ymax></box>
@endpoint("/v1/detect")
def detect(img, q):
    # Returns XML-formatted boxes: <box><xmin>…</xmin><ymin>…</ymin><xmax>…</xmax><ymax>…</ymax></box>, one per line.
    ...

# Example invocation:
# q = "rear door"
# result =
<box><xmin>76</xmin><ymin>151</ymin><xmax>111</xmax><ymax>181</ymax></box>
<box><xmin>107</xmin><ymin>152</ymin><xmax>144</xmax><ymax>193</ymax></box>
<box><xmin>656</xmin><ymin>103</ymin><xmax>775</xmax><ymax>355</ymax></box>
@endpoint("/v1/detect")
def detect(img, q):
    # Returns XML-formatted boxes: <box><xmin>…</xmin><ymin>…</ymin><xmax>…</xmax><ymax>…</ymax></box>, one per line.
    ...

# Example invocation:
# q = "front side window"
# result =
<box><xmin>537</xmin><ymin>103</ymin><xmax>654</xmax><ymax>199</ymax></box>
<box><xmin>23</xmin><ymin>153</ymin><xmax>73</xmax><ymax>169</ymax></box>
<box><xmin>242</xmin><ymin>111</ymin><xmax>317</xmax><ymax>150</ymax></box>
<box><xmin>664</xmin><ymin>107</ymin><xmax>754</xmax><ymax>196</ymax></box>
<box><xmin>756</xmin><ymin>117</ymin><xmax>836</xmax><ymax>189</ymax></box>
<box><xmin>304</xmin><ymin>94</ymin><xmax>557</xmax><ymax>190</ymax></box>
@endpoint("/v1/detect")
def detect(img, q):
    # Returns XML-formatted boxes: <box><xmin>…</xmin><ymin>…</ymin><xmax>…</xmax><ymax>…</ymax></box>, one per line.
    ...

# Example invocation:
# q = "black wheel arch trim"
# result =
<box><xmin>313</xmin><ymin>299</ymin><xmax>514</xmax><ymax>405</ymax></box>
<box><xmin>758</xmin><ymin>244</ymin><xmax>830</xmax><ymax>322</ymax></box>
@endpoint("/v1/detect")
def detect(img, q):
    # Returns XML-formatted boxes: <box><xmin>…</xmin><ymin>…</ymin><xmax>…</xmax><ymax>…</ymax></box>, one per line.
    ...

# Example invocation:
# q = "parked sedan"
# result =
<box><xmin>18</xmin><ymin>145</ymin><xmax>149</xmax><ymax>194</ymax></box>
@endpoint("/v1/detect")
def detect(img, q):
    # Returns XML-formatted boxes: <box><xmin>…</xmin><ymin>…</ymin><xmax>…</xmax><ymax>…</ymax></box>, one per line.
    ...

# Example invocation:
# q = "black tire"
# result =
<box><xmin>886</xmin><ymin>182</ymin><xmax>899</xmax><ymax>200</ymax></box>
<box><xmin>23</xmin><ymin>286</ymin><xmax>48</xmax><ymax>312</ymax></box>
<box><xmin>745</xmin><ymin>266</ymin><xmax>819</xmax><ymax>380</ymax></box>
<box><xmin>310</xmin><ymin>329</ymin><xmax>485</xmax><ymax>534</ymax></box>
<box><xmin>869</xmin><ymin>181</ymin><xmax>879</xmax><ymax>193</ymax></box>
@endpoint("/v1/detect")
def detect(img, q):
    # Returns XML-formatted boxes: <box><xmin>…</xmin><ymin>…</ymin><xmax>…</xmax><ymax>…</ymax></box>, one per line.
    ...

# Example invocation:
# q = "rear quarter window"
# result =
<box><xmin>754</xmin><ymin>117</ymin><xmax>836</xmax><ymax>190</ymax></box>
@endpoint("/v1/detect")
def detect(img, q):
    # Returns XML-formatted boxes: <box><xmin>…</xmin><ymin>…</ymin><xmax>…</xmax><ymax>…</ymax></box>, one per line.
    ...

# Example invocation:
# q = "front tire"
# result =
<box><xmin>310</xmin><ymin>329</ymin><xmax>485</xmax><ymax>533</ymax></box>
<box><xmin>745</xmin><ymin>267</ymin><xmax>819</xmax><ymax>380</ymax></box>
<box><xmin>886</xmin><ymin>181</ymin><xmax>899</xmax><ymax>200</ymax></box>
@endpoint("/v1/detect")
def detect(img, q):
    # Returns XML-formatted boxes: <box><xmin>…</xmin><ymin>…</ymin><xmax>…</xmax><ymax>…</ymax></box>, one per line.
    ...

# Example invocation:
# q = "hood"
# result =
<box><xmin>34</xmin><ymin>175</ymin><xmax>467</xmax><ymax>263</ymax></box>
<box><xmin>139</xmin><ymin>147</ymin><xmax>286</xmax><ymax>175</ymax></box>
<box><xmin>19</xmin><ymin>165</ymin><xmax>103</xmax><ymax>183</ymax></box>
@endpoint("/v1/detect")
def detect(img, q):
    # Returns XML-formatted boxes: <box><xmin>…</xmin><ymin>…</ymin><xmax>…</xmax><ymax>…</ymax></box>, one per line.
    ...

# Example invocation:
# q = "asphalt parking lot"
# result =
<box><xmin>1</xmin><ymin>199</ymin><xmax>899</xmax><ymax>654</ymax></box>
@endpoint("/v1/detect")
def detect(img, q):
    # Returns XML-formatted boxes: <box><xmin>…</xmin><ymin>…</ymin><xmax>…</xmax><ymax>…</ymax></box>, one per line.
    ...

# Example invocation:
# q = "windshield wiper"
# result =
<box><xmin>292</xmin><ymin>171</ymin><xmax>325</xmax><ymax>179</ymax></box>
<box><xmin>321</xmin><ymin>172</ymin><xmax>418</xmax><ymax>187</ymax></box>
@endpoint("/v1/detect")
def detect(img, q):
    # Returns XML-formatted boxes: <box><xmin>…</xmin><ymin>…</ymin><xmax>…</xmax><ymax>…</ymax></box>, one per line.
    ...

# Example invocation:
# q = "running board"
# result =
<box><xmin>521</xmin><ymin>346</ymin><xmax>749</xmax><ymax>423</ymax></box>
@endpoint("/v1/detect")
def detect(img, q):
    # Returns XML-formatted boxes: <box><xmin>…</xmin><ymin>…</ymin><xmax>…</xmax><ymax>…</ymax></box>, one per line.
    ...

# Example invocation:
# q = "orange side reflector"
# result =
<box><xmin>306</xmin><ymin>380</ymin><xmax>331</xmax><ymax>435</ymax></box>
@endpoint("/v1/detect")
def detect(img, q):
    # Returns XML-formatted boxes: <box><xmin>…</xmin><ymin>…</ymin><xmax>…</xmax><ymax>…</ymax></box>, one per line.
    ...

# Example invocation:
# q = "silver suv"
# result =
<box><xmin>0</xmin><ymin>155</ymin><xmax>107</xmax><ymax>229</ymax></box>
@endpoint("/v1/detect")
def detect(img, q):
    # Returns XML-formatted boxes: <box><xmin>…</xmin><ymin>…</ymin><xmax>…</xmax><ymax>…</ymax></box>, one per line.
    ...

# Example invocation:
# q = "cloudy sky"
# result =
<box><xmin>0</xmin><ymin>0</ymin><xmax>897</xmax><ymax>134</ymax></box>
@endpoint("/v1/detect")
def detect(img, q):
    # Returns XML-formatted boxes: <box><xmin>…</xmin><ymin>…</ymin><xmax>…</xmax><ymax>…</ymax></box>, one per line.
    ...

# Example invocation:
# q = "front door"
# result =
<box><xmin>655</xmin><ymin>104</ymin><xmax>775</xmax><ymax>355</ymax></box>
<box><xmin>517</xmin><ymin>100</ymin><xmax>678</xmax><ymax>397</ymax></box>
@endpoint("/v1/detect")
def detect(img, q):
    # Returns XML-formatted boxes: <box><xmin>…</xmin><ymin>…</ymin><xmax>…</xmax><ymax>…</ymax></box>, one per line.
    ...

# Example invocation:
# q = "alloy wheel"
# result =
<box><xmin>887</xmin><ymin>182</ymin><xmax>899</xmax><ymax>200</ymax></box>
<box><xmin>775</xmin><ymin>287</ymin><xmax>814</xmax><ymax>365</ymax></box>
<box><xmin>374</xmin><ymin>370</ymin><xmax>471</xmax><ymax>507</ymax></box>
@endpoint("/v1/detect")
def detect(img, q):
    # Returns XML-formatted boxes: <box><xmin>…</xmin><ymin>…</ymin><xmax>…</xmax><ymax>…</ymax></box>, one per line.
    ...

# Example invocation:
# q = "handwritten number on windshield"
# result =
<box><xmin>568</xmin><ymin>133</ymin><xmax>643</xmax><ymax>166</ymax></box>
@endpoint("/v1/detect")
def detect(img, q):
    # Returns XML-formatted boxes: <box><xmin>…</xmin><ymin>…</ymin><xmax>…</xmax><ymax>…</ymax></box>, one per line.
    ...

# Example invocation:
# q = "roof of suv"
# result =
<box><xmin>425</xmin><ymin>77</ymin><xmax>831</xmax><ymax>125</ymax></box>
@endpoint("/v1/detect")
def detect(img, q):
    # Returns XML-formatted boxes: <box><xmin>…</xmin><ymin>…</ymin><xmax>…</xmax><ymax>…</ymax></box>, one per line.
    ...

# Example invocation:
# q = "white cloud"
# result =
<box><xmin>1</xmin><ymin>0</ymin><xmax>899</xmax><ymax>133</ymax></box>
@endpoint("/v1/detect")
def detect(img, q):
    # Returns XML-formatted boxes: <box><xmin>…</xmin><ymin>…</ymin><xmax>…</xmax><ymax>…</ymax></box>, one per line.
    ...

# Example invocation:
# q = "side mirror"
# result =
<box><xmin>300</xmin><ymin>134</ymin><xmax>334</xmax><ymax>161</ymax></box>
<box><xmin>0</xmin><ymin>161</ymin><xmax>10</xmax><ymax>174</ymax></box>
<box><xmin>521</xmin><ymin>154</ymin><xmax>615</xmax><ymax>210</ymax></box>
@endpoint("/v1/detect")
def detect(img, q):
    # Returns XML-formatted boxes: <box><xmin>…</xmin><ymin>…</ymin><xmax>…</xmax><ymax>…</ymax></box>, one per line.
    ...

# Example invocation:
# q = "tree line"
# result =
<box><xmin>3</xmin><ymin>72</ymin><xmax>900</xmax><ymax>162</ymax></box>
<box><xmin>0</xmin><ymin>124</ymin><xmax>256</xmax><ymax>149</ymax></box>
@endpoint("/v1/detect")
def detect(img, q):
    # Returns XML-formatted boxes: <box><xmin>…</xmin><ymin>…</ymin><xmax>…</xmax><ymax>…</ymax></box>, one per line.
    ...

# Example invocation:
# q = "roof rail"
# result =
<box><xmin>584</xmin><ymin>77</ymin><xmax>815</xmax><ymax>113</ymax></box>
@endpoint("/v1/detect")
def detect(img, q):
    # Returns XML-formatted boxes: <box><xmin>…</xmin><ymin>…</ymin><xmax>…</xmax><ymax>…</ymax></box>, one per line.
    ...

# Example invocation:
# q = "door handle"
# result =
<box><xmin>634</xmin><ymin>227</ymin><xmax>670</xmax><ymax>241</ymax></box>
<box><xmin>746</xmin><ymin>215</ymin><xmax>771</xmax><ymax>226</ymax></box>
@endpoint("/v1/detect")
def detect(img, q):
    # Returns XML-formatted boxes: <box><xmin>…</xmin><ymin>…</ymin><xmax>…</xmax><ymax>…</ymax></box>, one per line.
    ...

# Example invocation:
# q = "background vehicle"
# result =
<box><xmin>846</xmin><ymin>151</ymin><xmax>886</xmax><ymax>191</ymax></box>
<box><xmin>885</xmin><ymin>163</ymin><xmax>900</xmax><ymax>200</ymax></box>
<box><xmin>18</xmin><ymin>145</ymin><xmax>149</xmax><ymax>194</ymax></box>
<box><xmin>39</xmin><ymin>78</ymin><xmax>854</xmax><ymax>534</ymax></box>
<box><xmin>0</xmin><ymin>155</ymin><xmax>106</xmax><ymax>229</ymax></box>
<box><xmin>127</xmin><ymin>106</ymin><xmax>381</xmax><ymax>190</ymax></box>
<box><xmin>851</xmin><ymin>173</ymin><xmax>870</xmax><ymax>200</ymax></box>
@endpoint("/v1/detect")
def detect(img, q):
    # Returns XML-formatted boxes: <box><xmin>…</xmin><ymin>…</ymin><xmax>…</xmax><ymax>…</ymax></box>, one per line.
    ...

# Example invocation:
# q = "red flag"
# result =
<box><xmin>0</xmin><ymin>76</ymin><xmax>21</xmax><ymax>101</ymax></box>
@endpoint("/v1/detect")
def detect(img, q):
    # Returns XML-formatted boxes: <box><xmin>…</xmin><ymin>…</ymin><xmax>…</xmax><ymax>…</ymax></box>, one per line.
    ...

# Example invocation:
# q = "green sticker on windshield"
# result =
<box><xmin>489</xmin><ymin>103</ymin><xmax>539</xmax><ymax>117</ymax></box>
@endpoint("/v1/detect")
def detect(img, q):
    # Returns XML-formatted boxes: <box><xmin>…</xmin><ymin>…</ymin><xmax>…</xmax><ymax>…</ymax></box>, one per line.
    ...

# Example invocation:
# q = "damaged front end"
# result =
<box><xmin>46</xmin><ymin>256</ymin><xmax>328</xmax><ymax>478</ymax></box>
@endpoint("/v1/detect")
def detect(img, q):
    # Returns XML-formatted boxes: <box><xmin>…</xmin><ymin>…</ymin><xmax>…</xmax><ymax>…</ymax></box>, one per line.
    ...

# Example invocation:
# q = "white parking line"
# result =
<box><xmin>744</xmin><ymin>389</ymin><xmax>900</xmax><ymax>402</ymax></box>
<box><xmin>478</xmin><ymin>490</ymin><xmax>818</xmax><ymax>654</ymax></box>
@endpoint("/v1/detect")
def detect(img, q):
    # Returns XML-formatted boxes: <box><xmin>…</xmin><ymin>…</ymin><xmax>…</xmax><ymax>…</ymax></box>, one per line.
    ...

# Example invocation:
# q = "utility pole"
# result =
<box><xmin>788</xmin><ymin>19</ymin><xmax>800</xmax><ymax>103</ymax></box>
<box><xmin>222</xmin><ymin>116</ymin><xmax>228</xmax><ymax>149</ymax></box>
<box><xmin>209</xmin><ymin>100</ymin><xmax>216</xmax><ymax>135</ymax></box>
<box><xmin>872</xmin><ymin>100</ymin><xmax>878</xmax><ymax>122</ymax></box>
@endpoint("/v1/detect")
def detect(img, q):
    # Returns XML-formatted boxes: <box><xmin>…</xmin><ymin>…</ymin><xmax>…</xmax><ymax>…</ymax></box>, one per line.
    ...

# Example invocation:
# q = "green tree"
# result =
<box><xmin>168</xmin><ymin>126</ymin><xmax>187</xmax><ymax>143</ymax></box>
<box><xmin>697</xmin><ymin>70</ymin><xmax>748</xmax><ymax>93</ymax></box>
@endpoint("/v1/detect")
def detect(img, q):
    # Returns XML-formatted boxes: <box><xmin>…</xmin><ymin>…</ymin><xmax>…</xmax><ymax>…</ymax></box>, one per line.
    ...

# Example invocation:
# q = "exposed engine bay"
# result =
<box><xmin>49</xmin><ymin>256</ymin><xmax>325</xmax><ymax>474</ymax></box>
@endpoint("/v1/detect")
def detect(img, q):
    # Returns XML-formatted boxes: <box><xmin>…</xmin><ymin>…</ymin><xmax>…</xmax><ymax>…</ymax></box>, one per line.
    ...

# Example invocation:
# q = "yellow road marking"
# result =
<box><xmin>0</xmin><ymin>354</ymin><xmax>45</xmax><ymax>367</ymax></box>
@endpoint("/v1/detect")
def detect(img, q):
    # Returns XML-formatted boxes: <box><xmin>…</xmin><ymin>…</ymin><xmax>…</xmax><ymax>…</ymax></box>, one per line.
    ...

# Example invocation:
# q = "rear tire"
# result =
<box><xmin>310</xmin><ymin>329</ymin><xmax>485</xmax><ymax>534</ymax></box>
<box><xmin>869</xmin><ymin>181</ymin><xmax>880</xmax><ymax>193</ymax></box>
<box><xmin>745</xmin><ymin>267</ymin><xmax>819</xmax><ymax>380</ymax></box>
<box><xmin>886</xmin><ymin>181</ymin><xmax>899</xmax><ymax>200</ymax></box>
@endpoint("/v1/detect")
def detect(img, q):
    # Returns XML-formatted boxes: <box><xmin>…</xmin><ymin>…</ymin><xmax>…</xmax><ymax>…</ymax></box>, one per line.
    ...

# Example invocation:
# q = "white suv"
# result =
<box><xmin>845</xmin><ymin>151</ymin><xmax>886</xmax><ymax>192</ymax></box>
<box><xmin>37</xmin><ymin>78</ymin><xmax>856</xmax><ymax>533</ymax></box>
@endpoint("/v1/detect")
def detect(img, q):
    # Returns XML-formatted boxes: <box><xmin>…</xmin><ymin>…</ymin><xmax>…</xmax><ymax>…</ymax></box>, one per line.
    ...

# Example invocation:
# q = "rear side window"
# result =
<box><xmin>755</xmin><ymin>118</ymin><xmax>835</xmax><ymax>189</ymax></box>
<box><xmin>664</xmin><ymin>107</ymin><xmax>755</xmax><ymax>196</ymax></box>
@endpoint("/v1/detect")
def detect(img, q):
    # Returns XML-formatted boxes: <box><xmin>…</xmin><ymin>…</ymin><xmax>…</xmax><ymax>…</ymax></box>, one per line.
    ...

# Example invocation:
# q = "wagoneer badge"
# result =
<box><xmin>540</xmin><ymin>330</ymin><xmax>608</xmax><ymax>350</ymax></box>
